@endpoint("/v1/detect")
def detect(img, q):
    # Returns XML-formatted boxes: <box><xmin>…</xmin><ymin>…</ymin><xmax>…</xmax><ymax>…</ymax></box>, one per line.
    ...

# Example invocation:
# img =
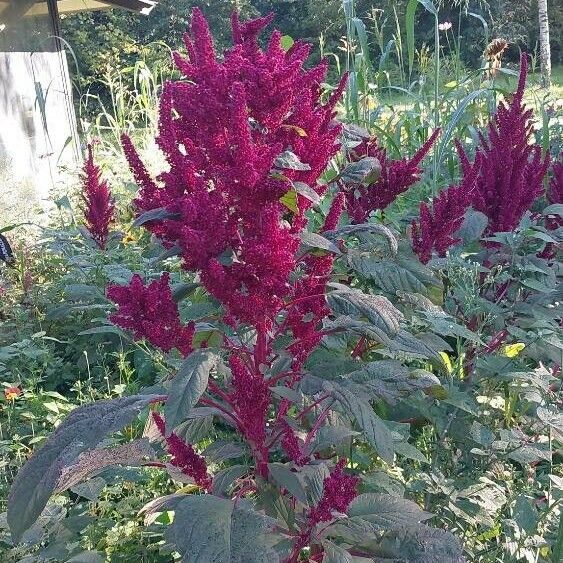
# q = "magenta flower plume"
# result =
<box><xmin>122</xmin><ymin>8</ymin><xmax>346</xmax><ymax>329</ymax></box>
<box><xmin>152</xmin><ymin>412</ymin><xmax>211</xmax><ymax>491</ymax></box>
<box><xmin>460</xmin><ymin>53</ymin><xmax>550</xmax><ymax>236</ymax></box>
<box><xmin>81</xmin><ymin>143</ymin><xmax>115</xmax><ymax>249</ymax></box>
<box><xmin>308</xmin><ymin>459</ymin><xmax>359</xmax><ymax>524</ymax></box>
<box><xmin>344</xmin><ymin>129</ymin><xmax>440</xmax><ymax>223</ymax></box>
<box><xmin>107</xmin><ymin>273</ymin><xmax>195</xmax><ymax>356</ymax></box>
<box><xmin>411</xmin><ymin>142</ymin><xmax>479</xmax><ymax>263</ymax></box>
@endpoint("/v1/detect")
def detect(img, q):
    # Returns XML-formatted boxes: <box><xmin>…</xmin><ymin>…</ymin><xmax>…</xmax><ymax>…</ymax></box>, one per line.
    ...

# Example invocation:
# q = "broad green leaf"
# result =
<box><xmin>280</xmin><ymin>35</ymin><xmax>294</xmax><ymax>51</ymax></box>
<box><xmin>293</xmin><ymin>181</ymin><xmax>321</xmax><ymax>206</ymax></box>
<box><xmin>327</xmin><ymin>287</ymin><xmax>403</xmax><ymax>337</ymax></box>
<box><xmin>348</xmin><ymin>493</ymin><xmax>432</xmax><ymax>527</ymax></box>
<box><xmin>406</xmin><ymin>0</ymin><xmax>417</xmax><ymax>78</ymax></box>
<box><xmin>70</xmin><ymin>477</ymin><xmax>106</xmax><ymax>501</ymax></box>
<box><xmin>309</xmin><ymin>426</ymin><xmax>360</xmax><ymax>453</ymax></box>
<box><xmin>458</xmin><ymin>209</ymin><xmax>488</xmax><ymax>243</ymax></box>
<box><xmin>8</xmin><ymin>394</ymin><xmax>159</xmax><ymax>542</ymax></box>
<box><xmin>321</xmin><ymin>539</ymin><xmax>353</xmax><ymax>563</ymax></box>
<box><xmin>165</xmin><ymin>349</ymin><xmax>218</xmax><ymax>433</ymax></box>
<box><xmin>340</xmin><ymin>157</ymin><xmax>381</xmax><ymax>186</ymax></box>
<box><xmin>167</xmin><ymin>495</ymin><xmax>282</xmax><ymax>562</ymax></box>
<box><xmin>268</xmin><ymin>463</ymin><xmax>308</xmax><ymax>505</ymax></box>
<box><xmin>324</xmin><ymin>223</ymin><xmax>398</xmax><ymax>256</ymax></box>
<box><xmin>328</xmin><ymin>383</ymin><xmax>394</xmax><ymax>462</ymax></box>
<box><xmin>172</xmin><ymin>282</ymin><xmax>199</xmax><ymax>302</ymax></box>
<box><xmin>212</xmin><ymin>465</ymin><xmax>249</xmax><ymax>497</ymax></box>
<box><xmin>78</xmin><ymin>325</ymin><xmax>125</xmax><ymax>337</ymax></box>
<box><xmin>133</xmin><ymin>207</ymin><xmax>180</xmax><ymax>227</ymax></box>
<box><xmin>280</xmin><ymin>189</ymin><xmax>299</xmax><ymax>213</ymax></box>
<box><xmin>300</xmin><ymin>232</ymin><xmax>342</xmax><ymax>255</ymax></box>
<box><xmin>275</xmin><ymin>150</ymin><xmax>311</xmax><ymax>171</ymax></box>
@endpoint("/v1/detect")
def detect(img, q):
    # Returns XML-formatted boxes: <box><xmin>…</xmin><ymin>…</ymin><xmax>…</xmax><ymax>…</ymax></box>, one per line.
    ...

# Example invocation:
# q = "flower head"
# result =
<box><xmin>107</xmin><ymin>273</ymin><xmax>194</xmax><ymax>356</ymax></box>
<box><xmin>4</xmin><ymin>386</ymin><xmax>21</xmax><ymax>402</ymax></box>
<box><xmin>123</xmin><ymin>8</ymin><xmax>345</xmax><ymax>329</ymax></box>
<box><xmin>344</xmin><ymin>130</ymin><xmax>440</xmax><ymax>223</ymax></box>
<box><xmin>411</xmin><ymin>142</ymin><xmax>479</xmax><ymax>263</ymax></box>
<box><xmin>308</xmin><ymin>459</ymin><xmax>359</xmax><ymax>524</ymax></box>
<box><xmin>462</xmin><ymin>53</ymin><xmax>550</xmax><ymax>236</ymax></box>
<box><xmin>438</xmin><ymin>21</ymin><xmax>452</xmax><ymax>31</ymax></box>
<box><xmin>81</xmin><ymin>143</ymin><xmax>115</xmax><ymax>249</ymax></box>
<box><xmin>152</xmin><ymin>412</ymin><xmax>211</xmax><ymax>490</ymax></box>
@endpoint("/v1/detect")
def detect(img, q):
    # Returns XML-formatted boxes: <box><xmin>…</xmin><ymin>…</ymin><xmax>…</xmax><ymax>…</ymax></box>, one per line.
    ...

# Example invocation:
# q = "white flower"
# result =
<box><xmin>438</xmin><ymin>21</ymin><xmax>452</xmax><ymax>31</ymax></box>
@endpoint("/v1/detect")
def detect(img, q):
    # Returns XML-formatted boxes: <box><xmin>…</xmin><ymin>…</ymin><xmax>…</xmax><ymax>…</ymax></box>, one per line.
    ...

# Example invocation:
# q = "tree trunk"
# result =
<box><xmin>538</xmin><ymin>0</ymin><xmax>551</xmax><ymax>89</ymax></box>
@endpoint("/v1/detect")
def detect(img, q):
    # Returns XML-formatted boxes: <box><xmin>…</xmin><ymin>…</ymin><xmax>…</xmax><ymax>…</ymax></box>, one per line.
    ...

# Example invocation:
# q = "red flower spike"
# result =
<box><xmin>122</xmin><ymin>8</ymin><xmax>344</xmax><ymax>329</ymax></box>
<box><xmin>82</xmin><ymin>143</ymin><xmax>115</xmax><ymax>249</ymax></box>
<box><xmin>345</xmin><ymin>129</ymin><xmax>440</xmax><ymax>223</ymax></box>
<box><xmin>152</xmin><ymin>412</ymin><xmax>211</xmax><ymax>491</ymax></box>
<box><xmin>465</xmin><ymin>53</ymin><xmax>550</xmax><ymax>236</ymax></box>
<box><xmin>411</xmin><ymin>144</ymin><xmax>479</xmax><ymax>263</ymax></box>
<box><xmin>107</xmin><ymin>273</ymin><xmax>195</xmax><ymax>356</ymax></box>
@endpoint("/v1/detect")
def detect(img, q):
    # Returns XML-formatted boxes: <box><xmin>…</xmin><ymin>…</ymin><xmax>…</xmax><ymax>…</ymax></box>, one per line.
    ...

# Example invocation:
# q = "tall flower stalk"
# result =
<box><xmin>110</xmin><ymin>10</ymin><xmax>355</xmax><ymax>559</ymax></box>
<box><xmin>81</xmin><ymin>143</ymin><xmax>115</xmax><ymax>249</ymax></box>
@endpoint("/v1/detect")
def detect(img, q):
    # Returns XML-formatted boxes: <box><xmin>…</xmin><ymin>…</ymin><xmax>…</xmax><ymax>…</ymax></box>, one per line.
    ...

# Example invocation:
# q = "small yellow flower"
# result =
<box><xmin>122</xmin><ymin>231</ymin><xmax>138</xmax><ymax>245</ymax></box>
<box><xmin>502</xmin><ymin>343</ymin><xmax>525</xmax><ymax>358</ymax></box>
<box><xmin>440</xmin><ymin>352</ymin><xmax>453</xmax><ymax>373</ymax></box>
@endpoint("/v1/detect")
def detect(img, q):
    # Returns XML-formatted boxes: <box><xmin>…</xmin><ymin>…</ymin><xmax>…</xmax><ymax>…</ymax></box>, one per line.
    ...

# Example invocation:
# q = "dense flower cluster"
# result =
<box><xmin>107</xmin><ymin>273</ymin><xmax>194</xmax><ymax>356</ymax></box>
<box><xmin>539</xmin><ymin>157</ymin><xmax>563</xmax><ymax>259</ymax></box>
<box><xmin>344</xmin><ymin>130</ymin><xmax>440</xmax><ymax>223</ymax></box>
<box><xmin>411</xmin><ymin>142</ymin><xmax>479</xmax><ymax>263</ymax></box>
<box><xmin>459</xmin><ymin>53</ymin><xmax>550</xmax><ymax>236</ymax></box>
<box><xmin>308</xmin><ymin>459</ymin><xmax>359</xmax><ymax>524</ymax></box>
<box><xmin>81</xmin><ymin>143</ymin><xmax>115</xmax><ymax>249</ymax></box>
<box><xmin>122</xmin><ymin>8</ymin><xmax>345</xmax><ymax>328</ymax></box>
<box><xmin>152</xmin><ymin>412</ymin><xmax>211</xmax><ymax>490</ymax></box>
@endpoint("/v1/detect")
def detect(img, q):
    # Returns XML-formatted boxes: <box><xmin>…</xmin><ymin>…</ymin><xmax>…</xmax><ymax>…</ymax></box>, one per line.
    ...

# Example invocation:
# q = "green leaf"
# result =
<box><xmin>280</xmin><ymin>189</ymin><xmax>299</xmax><ymax>213</ymax></box>
<box><xmin>321</xmin><ymin>540</ymin><xmax>353</xmax><ymax>563</ymax></box>
<box><xmin>328</xmin><ymin>383</ymin><xmax>394</xmax><ymax>462</ymax></box>
<box><xmin>212</xmin><ymin>465</ymin><xmax>248</xmax><ymax>497</ymax></box>
<box><xmin>327</xmin><ymin>287</ymin><xmax>403</xmax><ymax>336</ymax></box>
<box><xmin>325</xmin><ymin>223</ymin><xmax>398</xmax><ymax>256</ymax></box>
<box><xmin>8</xmin><ymin>394</ymin><xmax>160</xmax><ymax>542</ymax></box>
<box><xmin>268</xmin><ymin>463</ymin><xmax>308</xmax><ymax>505</ymax></box>
<box><xmin>133</xmin><ymin>207</ymin><xmax>180</xmax><ymax>227</ymax></box>
<box><xmin>347</xmin><ymin>493</ymin><xmax>432</xmax><ymax>527</ymax></box>
<box><xmin>275</xmin><ymin>150</ymin><xmax>311</xmax><ymax>171</ymax></box>
<box><xmin>300</xmin><ymin>232</ymin><xmax>342</xmax><ymax>254</ymax></box>
<box><xmin>165</xmin><ymin>350</ymin><xmax>218</xmax><ymax>433</ymax></box>
<box><xmin>70</xmin><ymin>477</ymin><xmax>106</xmax><ymax>501</ymax></box>
<box><xmin>309</xmin><ymin>426</ymin><xmax>360</xmax><ymax>453</ymax></box>
<box><xmin>340</xmin><ymin>157</ymin><xmax>381</xmax><ymax>186</ymax></box>
<box><xmin>418</xmin><ymin>0</ymin><xmax>437</xmax><ymax>16</ymax></box>
<box><xmin>458</xmin><ymin>209</ymin><xmax>488</xmax><ymax>244</ymax></box>
<box><xmin>406</xmin><ymin>0</ymin><xmax>418</xmax><ymax>78</ymax></box>
<box><xmin>172</xmin><ymin>282</ymin><xmax>200</xmax><ymax>302</ymax></box>
<box><xmin>78</xmin><ymin>325</ymin><xmax>125</xmax><ymax>337</ymax></box>
<box><xmin>167</xmin><ymin>496</ymin><xmax>283</xmax><ymax>562</ymax></box>
<box><xmin>293</xmin><ymin>181</ymin><xmax>321</xmax><ymax>206</ymax></box>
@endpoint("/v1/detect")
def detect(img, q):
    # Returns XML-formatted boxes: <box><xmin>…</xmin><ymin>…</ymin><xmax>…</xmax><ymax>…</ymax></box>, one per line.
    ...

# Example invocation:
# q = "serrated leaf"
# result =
<box><xmin>133</xmin><ymin>207</ymin><xmax>180</xmax><ymax>227</ymax></box>
<box><xmin>202</xmin><ymin>441</ymin><xmax>246</xmax><ymax>463</ymax></box>
<box><xmin>167</xmin><ymin>496</ymin><xmax>282</xmax><ymax>562</ymax></box>
<box><xmin>164</xmin><ymin>350</ymin><xmax>218</xmax><ymax>433</ymax></box>
<box><xmin>8</xmin><ymin>394</ymin><xmax>159</xmax><ymax>542</ymax></box>
<box><xmin>348</xmin><ymin>493</ymin><xmax>432</xmax><ymax>527</ymax></box>
<box><xmin>268</xmin><ymin>463</ymin><xmax>308</xmax><ymax>505</ymax></box>
<box><xmin>340</xmin><ymin>157</ymin><xmax>381</xmax><ymax>186</ymax></box>
<box><xmin>321</xmin><ymin>540</ymin><xmax>353</xmax><ymax>563</ymax></box>
<box><xmin>325</xmin><ymin>223</ymin><xmax>398</xmax><ymax>256</ymax></box>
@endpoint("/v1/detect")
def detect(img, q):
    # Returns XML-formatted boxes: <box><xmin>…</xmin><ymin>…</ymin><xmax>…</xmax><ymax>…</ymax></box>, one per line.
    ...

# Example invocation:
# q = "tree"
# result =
<box><xmin>537</xmin><ymin>0</ymin><xmax>551</xmax><ymax>87</ymax></box>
